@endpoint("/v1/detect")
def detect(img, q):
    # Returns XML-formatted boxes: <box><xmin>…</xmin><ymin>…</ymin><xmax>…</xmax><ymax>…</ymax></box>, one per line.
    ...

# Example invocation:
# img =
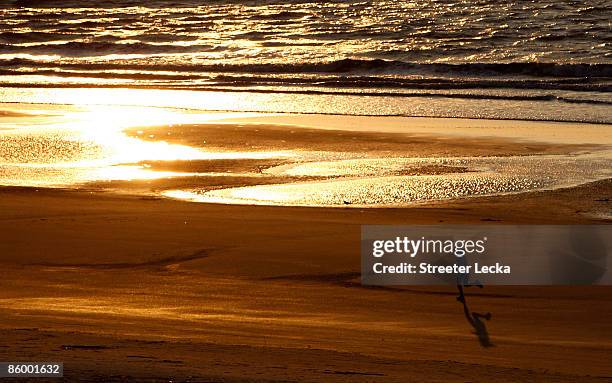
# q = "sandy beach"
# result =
<box><xmin>0</xmin><ymin>182</ymin><xmax>611</xmax><ymax>382</ymax></box>
<box><xmin>0</xmin><ymin>103</ymin><xmax>611</xmax><ymax>381</ymax></box>
<box><xmin>1</xmin><ymin>1</ymin><xmax>611</xmax><ymax>381</ymax></box>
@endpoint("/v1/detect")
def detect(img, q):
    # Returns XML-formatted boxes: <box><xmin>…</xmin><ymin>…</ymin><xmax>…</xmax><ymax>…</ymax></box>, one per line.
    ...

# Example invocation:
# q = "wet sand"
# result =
<box><xmin>0</xmin><ymin>106</ymin><xmax>611</xmax><ymax>381</ymax></box>
<box><xmin>0</xmin><ymin>181</ymin><xmax>611</xmax><ymax>382</ymax></box>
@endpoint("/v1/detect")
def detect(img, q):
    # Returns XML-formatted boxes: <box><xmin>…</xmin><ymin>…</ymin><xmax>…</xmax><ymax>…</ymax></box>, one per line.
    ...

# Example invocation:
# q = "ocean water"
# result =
<box><xmin>0</xmin><ymin>0</ymin><xmax>610</xmax><ymax>121</ymax></box>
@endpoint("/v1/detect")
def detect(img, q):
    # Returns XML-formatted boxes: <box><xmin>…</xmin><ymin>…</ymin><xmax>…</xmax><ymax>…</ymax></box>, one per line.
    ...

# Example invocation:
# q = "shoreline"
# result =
<box><xmin>1</xmin><ymin>85</ymin><xmax>610</xmax><ymax>123</ymax></box>
<box><xmin>2</xmin><ymin>2</ymin><xmax>611</xmax><ymax>381</ymax></box>
<box><xmin>2</xmin><ymin>102</ymin><xmax>610</xmax><ymax>207</ymax></box>
<box><xmin>0</xmin><ymin>103</ymin><xmax>611</xmax><ymax>381</ymax></box>
<box><xmin>3</xmin><ymin>98</ymin><xmax>612</xmax><ymax>126</ymax></box>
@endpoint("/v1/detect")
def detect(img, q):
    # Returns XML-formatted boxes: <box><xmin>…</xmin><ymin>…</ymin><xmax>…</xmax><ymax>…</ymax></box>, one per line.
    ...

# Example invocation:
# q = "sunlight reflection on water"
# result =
<box><xmin>0</xmin><ymin>105</ymin><xmax>292</xmax><ymax>187</ymax></box>
<box><xmin>164</xmin><ymin>155</ymin><xmax>612</xmax><ymax>207</ymax></box>
<box><xmin>1</xmin><ymin>103</ymin><xmax>611</xmax><ymax>207</ymax></box>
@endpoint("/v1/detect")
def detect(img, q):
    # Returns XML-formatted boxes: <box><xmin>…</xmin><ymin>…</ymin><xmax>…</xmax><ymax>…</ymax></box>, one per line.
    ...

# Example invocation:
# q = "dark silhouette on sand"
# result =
<box><xmin>457</xmin><ymin>284</ymin><xmax>494</xmax><ymax>348</ymax></box>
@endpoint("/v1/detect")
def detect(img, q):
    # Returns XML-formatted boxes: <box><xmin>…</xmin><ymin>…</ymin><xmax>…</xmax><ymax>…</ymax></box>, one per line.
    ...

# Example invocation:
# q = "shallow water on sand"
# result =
<box><xmin>1</xmin><ymin>104</ymin><xmax>611</xmax><ymax>207</ymax></box>
<box><xmin>0</xmin><ymin>105</ymin><xmax>294</xmax><ymax>187</ymax></box>
<box><xmin>165</xmin><ymin>154</ymin><xmax>612</xmax><ymax>207</ymax></box>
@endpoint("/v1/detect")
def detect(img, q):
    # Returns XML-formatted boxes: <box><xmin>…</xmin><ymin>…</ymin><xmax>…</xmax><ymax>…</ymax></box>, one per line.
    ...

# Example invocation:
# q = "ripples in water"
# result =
<box><xmin>0</xmin><ymin>1</ymin><xmax>610</xmax><ymax>102</ymax></box>
<box><xmin>2</xmin><ymin>0</ymin><xmax>609</xmax><ymax>65</ymax></box>
<box><xmin>0</xmin><ymin>2</ymin><xmax>610</xmax><ymax>123</ymax></box>
<box><xmin>168</xmin><ymin>155</ymin><xmax>612</xmax><ymax>207</ymax></box>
